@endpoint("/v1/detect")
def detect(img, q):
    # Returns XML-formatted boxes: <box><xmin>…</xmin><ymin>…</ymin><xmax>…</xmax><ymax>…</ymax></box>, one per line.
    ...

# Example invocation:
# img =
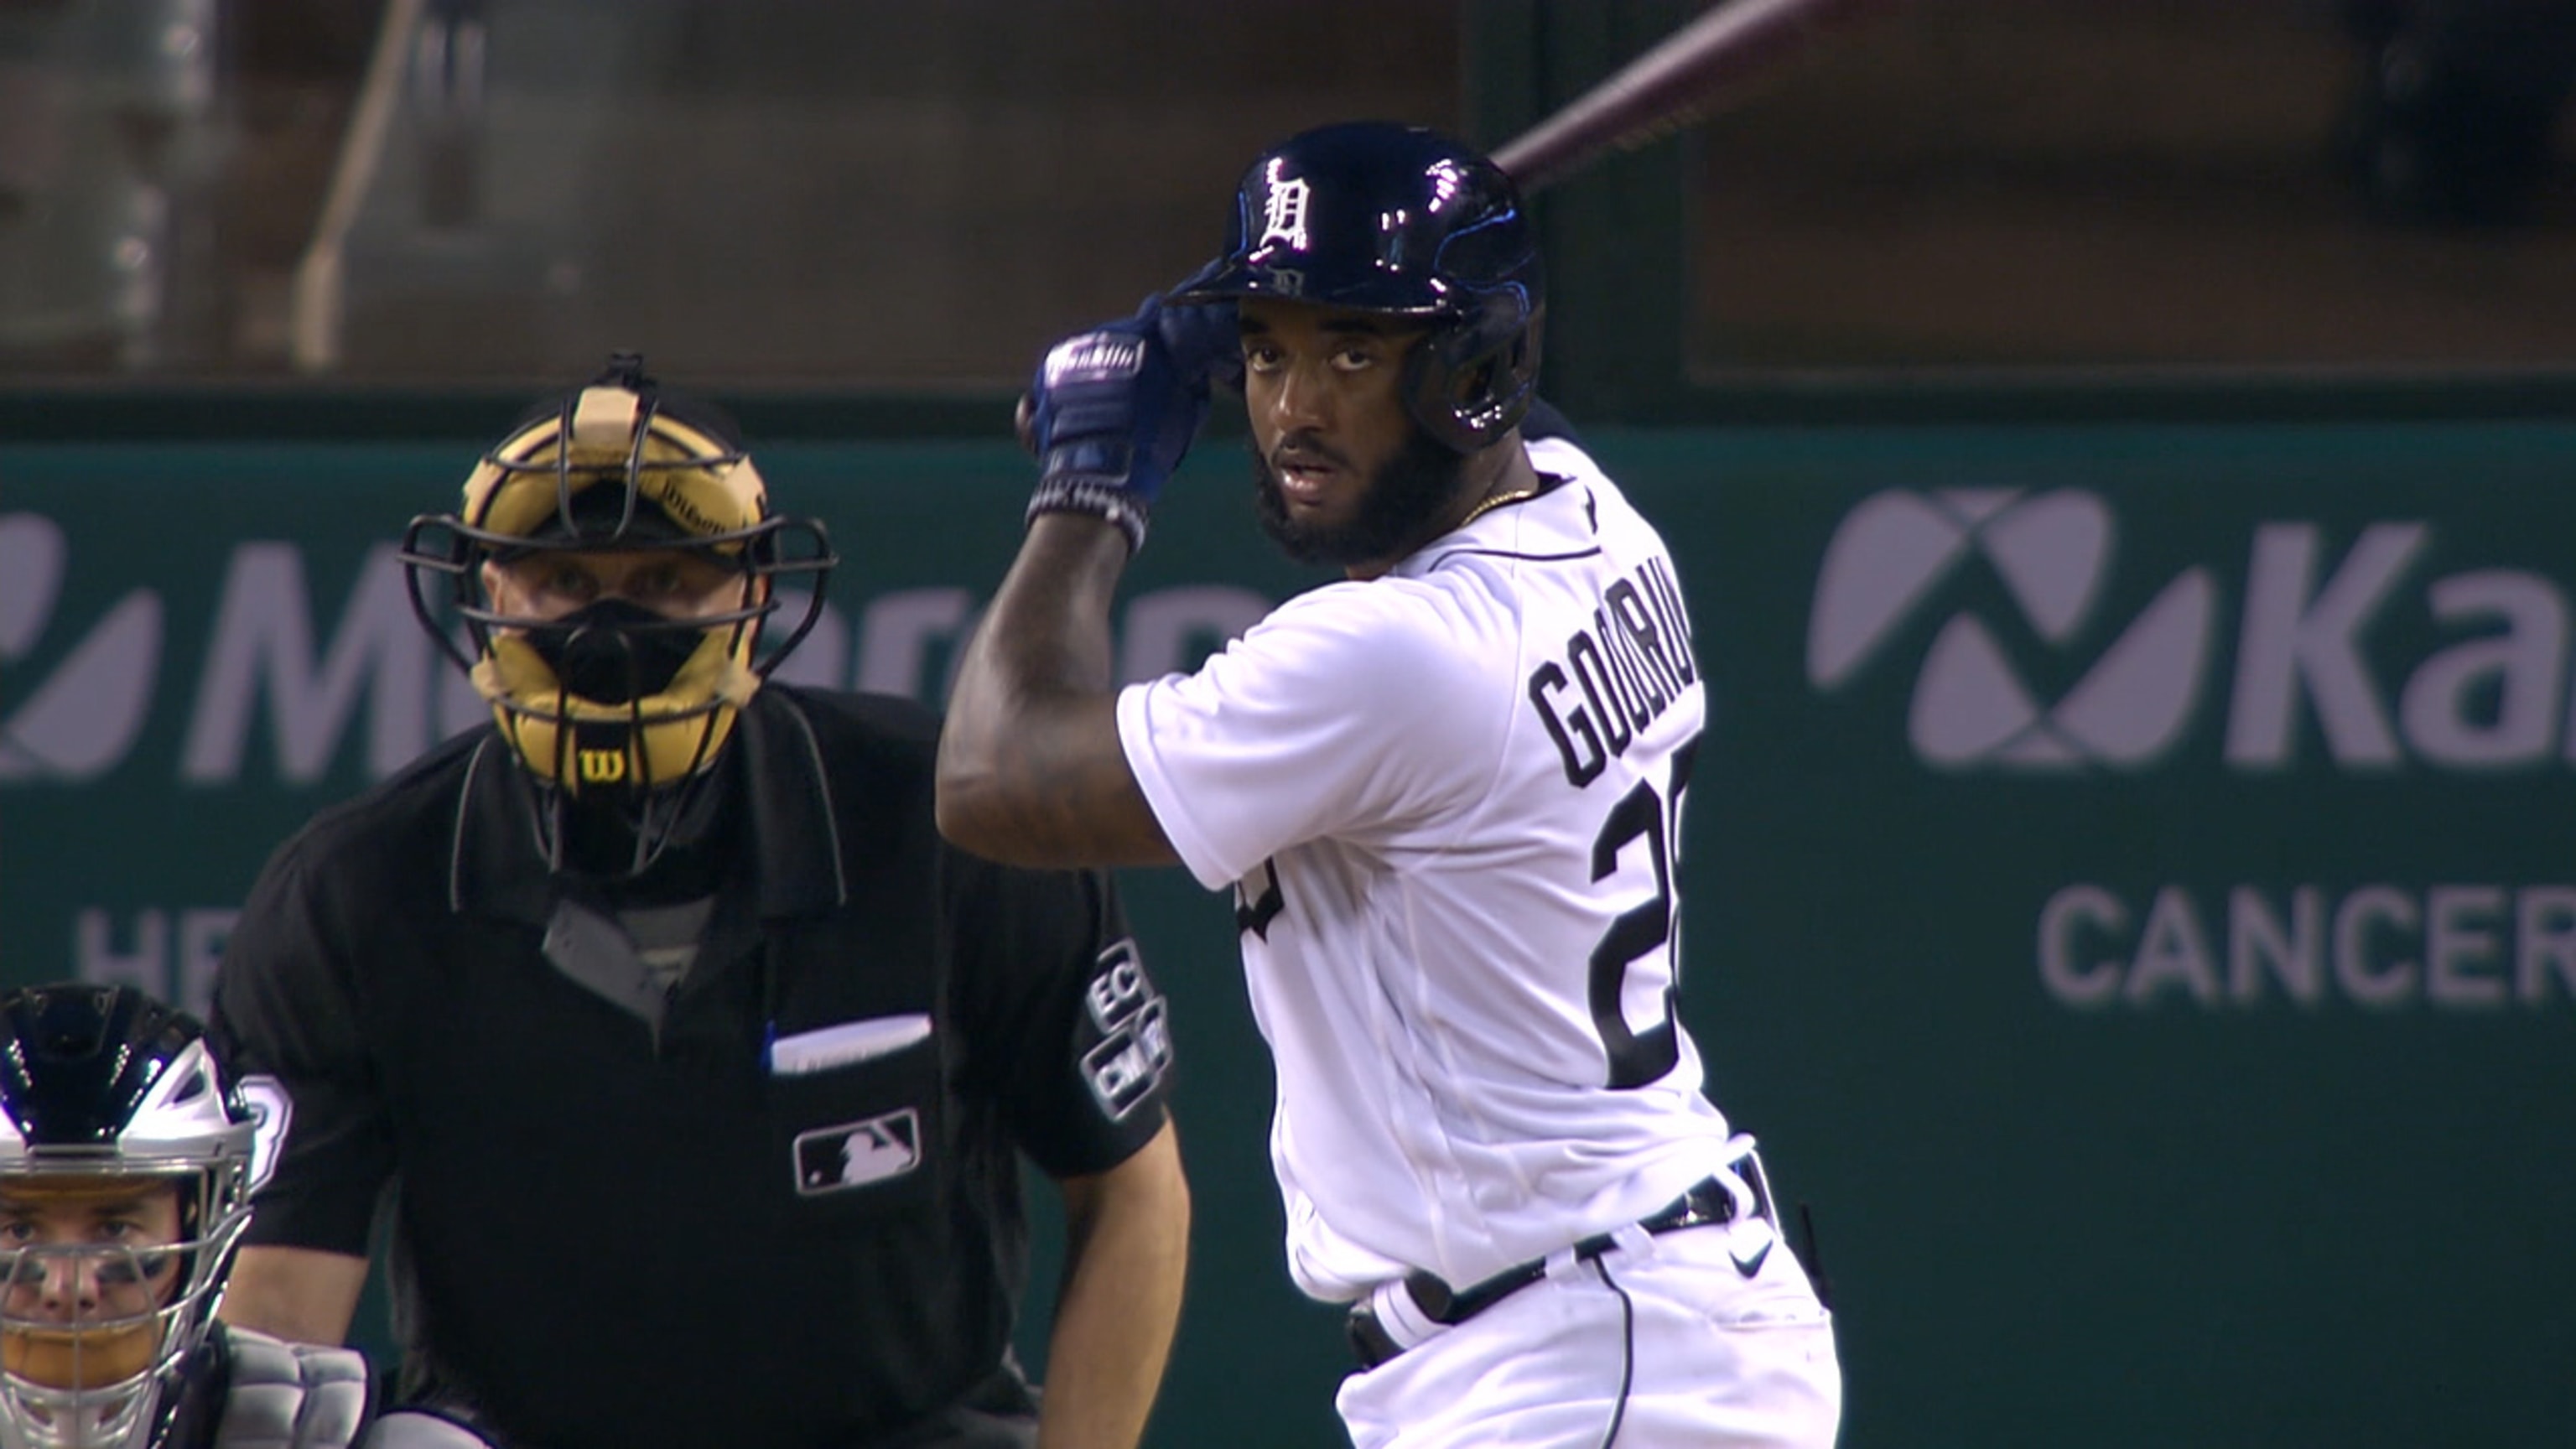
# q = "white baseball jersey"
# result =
<box><xmin>1118</xmin><ymin>436</ymin><xmax>1737</xmax><ymax>1301</ymax></box>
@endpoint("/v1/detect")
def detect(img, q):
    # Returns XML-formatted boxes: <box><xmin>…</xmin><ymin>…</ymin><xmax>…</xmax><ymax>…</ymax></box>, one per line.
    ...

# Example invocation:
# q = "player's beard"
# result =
<box><xmin>1251</xmin><ymin>427</ymin><xmax>1470</xmax><ymax>570</ymax></box>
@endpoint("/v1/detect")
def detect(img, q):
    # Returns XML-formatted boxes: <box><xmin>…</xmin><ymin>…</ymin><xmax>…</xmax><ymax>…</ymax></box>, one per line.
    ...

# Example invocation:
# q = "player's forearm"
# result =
<box><xmin>1036</xmin><ymin>1124</ymin><xmax>1190</xmax><ymax>1449</ymax></box>
<box><xmin>937</xmin><ymin>517</ymin><xmax>1172</xmax><ymax>867</ymax></box>
<box><xmin>965</xmin><ymin>512</ymin><xmax>1130</xmax><ymax>697</ymax></box>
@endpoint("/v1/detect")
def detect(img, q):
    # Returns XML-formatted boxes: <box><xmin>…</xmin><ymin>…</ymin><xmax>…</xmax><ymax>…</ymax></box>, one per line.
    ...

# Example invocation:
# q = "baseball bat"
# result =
<box><xmin>1014</xmin><ymin>0</ymin><xmax>1886</xmax><ymax>446</ymax></box>
<box><xmin>1491</xmin><ymin>0</ymin><xmax>1904</xmax><ymax>195</ymax></box>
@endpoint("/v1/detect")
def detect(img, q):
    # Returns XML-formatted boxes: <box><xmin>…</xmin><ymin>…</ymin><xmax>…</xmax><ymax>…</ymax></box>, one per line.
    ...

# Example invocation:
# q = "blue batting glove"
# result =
<box><xmin>1156</xmin><ymin>294</ymin><xmax>1243</xmax><ymax>397</ymax></box>
<box><xmin>1025</xmin><ymin>293</ymin><xmax>1230</xmax><ymax>508</ymax></box>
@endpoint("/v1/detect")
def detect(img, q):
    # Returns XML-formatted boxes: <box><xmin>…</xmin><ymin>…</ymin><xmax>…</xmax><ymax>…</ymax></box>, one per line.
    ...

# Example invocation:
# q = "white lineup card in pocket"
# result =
<box><xmin>766</xmin><ymin>1013</ymin><xmax>933</xmax><ymax>1078</ymax></box>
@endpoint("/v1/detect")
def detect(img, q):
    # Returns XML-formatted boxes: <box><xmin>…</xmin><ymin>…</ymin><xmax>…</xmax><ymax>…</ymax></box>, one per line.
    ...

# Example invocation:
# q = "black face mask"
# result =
<box><xmin>524</xmin><ymin>599</ymin><xmax>704</xmax><ymax>704</ymax></box>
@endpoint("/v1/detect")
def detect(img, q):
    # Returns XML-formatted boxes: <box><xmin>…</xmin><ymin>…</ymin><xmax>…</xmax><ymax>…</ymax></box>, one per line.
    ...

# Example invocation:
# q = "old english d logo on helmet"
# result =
<box><xmin>1257</xmin><ymin>173</ymin><xmax>1311</xmax><ymax>251</ymax></box>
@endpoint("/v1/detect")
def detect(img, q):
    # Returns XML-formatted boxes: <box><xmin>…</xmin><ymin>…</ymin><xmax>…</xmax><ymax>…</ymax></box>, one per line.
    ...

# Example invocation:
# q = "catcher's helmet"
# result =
<box><xmin>0</xmin><ymin>984</ymin><xmax>257</xmax><ymax>1449</ymax></box>
<box><xmin>1174</xmin><ymin>121</ymin><xmax>1544</xmax><ymax>454</ymax></box>
<box><xmin>400</xmin><ymin>353</ymin><xmax>834</xmax><ymax>859</ymax></box>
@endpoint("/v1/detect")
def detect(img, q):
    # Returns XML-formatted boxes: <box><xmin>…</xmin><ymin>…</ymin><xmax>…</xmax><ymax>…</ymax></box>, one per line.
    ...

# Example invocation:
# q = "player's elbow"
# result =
<box><xmin>933</xmin><ymin>794</ymin><xmax>1009</xmax><ymax>862</ymax></box>
<box><xmin>932</xmin><ymin>756</ymin><xmax>1043</xmax><ymax>866</ymax></box>
<box><xmin>932</xmin><ymin>716</ymin><xmax>989</xmax><ymax>825</ymax></box>
<box><xmin>935</xmin><ymin>709</ymin><xmax>1177</xmax><ymax>870</ymax></box>
<box><xmin>932</xmin><ymin>763</ymin><xmax>1009</xmax><ymax>860</ymax></box>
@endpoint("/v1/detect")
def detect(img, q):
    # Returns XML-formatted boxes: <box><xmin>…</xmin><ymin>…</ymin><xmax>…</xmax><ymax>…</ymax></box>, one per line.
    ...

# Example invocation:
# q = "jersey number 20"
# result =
<box><xmin>1588</xmin><ymin>734</ymin><xmax>1698</xmax><ymax>1088</ymax></box>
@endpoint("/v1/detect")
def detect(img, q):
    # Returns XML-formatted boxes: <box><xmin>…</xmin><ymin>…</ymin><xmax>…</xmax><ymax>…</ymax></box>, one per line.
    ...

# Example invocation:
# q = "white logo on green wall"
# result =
<box><xmin>0</xmin><ymin>515</ymin><xmax>161</xmax><ymax>782</ymax></box>
<box><xmin>1810</xmin><ymin>487</ymin><xmax>2575</xmax><ymax>773</ymax></box>
<box><xmin>1808</xmin><ymin>488</ymin><xmax>2216</xmax><ymax>768</ymax></box>
<box><xmin>0</xmin><ymin>518</ymin><xmax>1271</xmax><ymax>787</ymax></box>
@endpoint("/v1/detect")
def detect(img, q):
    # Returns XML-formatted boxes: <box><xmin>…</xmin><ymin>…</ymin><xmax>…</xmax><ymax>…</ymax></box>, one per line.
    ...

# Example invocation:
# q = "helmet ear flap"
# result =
<box><xmin>1402</xmin><ymin>302</ymin><xmax>1543</xmax><ymax>454</ymax></box>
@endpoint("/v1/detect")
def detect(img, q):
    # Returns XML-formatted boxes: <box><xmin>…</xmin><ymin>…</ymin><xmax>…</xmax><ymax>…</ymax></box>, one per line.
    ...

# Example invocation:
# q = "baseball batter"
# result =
<box><xmin>939</xmin><ymin>122</ymin><xmax>1841</xmax><ymax>1447</ymax></box>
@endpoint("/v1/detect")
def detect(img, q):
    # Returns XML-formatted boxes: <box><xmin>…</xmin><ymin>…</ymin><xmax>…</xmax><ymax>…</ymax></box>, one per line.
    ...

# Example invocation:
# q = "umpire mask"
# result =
<box><xmin>525</xmin><ymin>600</ymin><xmax>704</xmax><ymax>705</ymax></box>
<box><xmin>401</xmin><ymin>353</ymin><xmax>835</xmax><ymax>872</ymax></box>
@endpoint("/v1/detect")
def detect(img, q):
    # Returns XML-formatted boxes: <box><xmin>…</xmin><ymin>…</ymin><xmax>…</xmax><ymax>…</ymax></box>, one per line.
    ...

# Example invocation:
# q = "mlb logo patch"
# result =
<box><xmin>792</xmin><ymin>1109</ymin><xmax>922</xmax><ymax>1197</ymax></box>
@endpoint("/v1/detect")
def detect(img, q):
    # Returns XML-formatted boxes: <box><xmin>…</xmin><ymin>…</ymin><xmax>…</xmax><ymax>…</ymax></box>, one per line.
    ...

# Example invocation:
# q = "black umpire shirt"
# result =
<box><xmin>211</xmin><ymin>687</ymin><xmax>1176</xmax><ymax>1449</ymax></box>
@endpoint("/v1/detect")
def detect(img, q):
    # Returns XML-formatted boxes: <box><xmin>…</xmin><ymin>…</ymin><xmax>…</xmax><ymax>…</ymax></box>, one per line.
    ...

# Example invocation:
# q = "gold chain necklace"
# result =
<box><xmin>1458</xmin><ymin>486</ymin><xmax>1543</xmax><ymax>529</ymax></box>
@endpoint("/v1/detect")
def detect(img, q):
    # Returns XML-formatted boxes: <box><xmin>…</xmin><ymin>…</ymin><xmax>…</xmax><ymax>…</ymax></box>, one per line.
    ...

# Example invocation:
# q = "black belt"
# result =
<box><xmin>1346</xmin><ymin>1156</ymin><xmax>1774</xmax><ymax>1371</ymax></box>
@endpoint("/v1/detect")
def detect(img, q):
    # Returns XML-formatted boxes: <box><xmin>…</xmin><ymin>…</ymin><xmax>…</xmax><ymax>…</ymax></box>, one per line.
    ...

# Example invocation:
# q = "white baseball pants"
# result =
<box><xmin>1334</xmin><ymin>1213</ymin><xmax>1841</xmax><ymax>1448</ymax></box>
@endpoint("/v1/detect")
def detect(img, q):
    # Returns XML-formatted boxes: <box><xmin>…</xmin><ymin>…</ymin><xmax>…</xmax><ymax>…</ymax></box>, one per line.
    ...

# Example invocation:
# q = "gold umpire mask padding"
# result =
<box><xmin>465</xmin><ymin>382</ymin><xmax>770</xmax><ymax>549</ymax></box>
<box><xmin>473</xmin><ymin>631</ymin><xmax>759</xmax><ymax>797</ymax></box>
<box><xmin>460</xmin><ymin>379</ymin><xmax>771</xmax><ymax>796</ymax></box>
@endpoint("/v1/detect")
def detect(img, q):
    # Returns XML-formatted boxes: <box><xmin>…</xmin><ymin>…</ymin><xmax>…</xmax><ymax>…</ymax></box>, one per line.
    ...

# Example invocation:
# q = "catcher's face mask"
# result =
<box><xmin>0</xmin><ymin>1179</ymin><xmax>187</xmax><ymax>1394</ymax></box>
<box><xmin>402</xmin><ymin>356</ymin><xmax>834</xmax><ymax>854</ymax></box>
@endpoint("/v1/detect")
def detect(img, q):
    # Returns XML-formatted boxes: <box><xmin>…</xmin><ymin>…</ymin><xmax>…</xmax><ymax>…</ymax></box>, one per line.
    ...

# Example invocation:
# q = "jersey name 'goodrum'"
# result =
<box><xmin>1527</xmin><ymin>553</ymin><xmax>1698</xmax><ymax>788</ymax></box>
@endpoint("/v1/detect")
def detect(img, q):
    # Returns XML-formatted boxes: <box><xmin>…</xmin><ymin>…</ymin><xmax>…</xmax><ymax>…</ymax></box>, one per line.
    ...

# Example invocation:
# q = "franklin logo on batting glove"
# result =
<box><xmin>1043</xmin><ymin>335</ymin><xmax>1146</xmax><ymax>387</ymax></box>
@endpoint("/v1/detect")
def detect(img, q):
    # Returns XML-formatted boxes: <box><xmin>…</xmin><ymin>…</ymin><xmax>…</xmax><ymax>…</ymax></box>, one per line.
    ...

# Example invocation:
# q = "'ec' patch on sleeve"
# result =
<box><xmin>1080</xmin><ymin>937</ymin><xmax>1171</xmax><ymax>1119</ymax></box>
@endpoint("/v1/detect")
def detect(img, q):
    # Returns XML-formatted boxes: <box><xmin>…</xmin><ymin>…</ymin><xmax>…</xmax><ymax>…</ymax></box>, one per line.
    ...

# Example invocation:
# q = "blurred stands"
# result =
<box><xmin>3</xmin><ymin>0</ymin><xmax>2573</xmax><ymax>388</ymax></box>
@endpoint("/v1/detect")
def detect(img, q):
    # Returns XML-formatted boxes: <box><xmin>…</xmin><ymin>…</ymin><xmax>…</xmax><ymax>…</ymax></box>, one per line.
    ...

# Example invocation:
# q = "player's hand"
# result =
<box><xmin>1156</xmin><ymin>293</ymin><xmax>1242</xmax><ymax>396</ymax></box>
<box><xmin>1022</xmin><ymin>293</ymin><xmax>1226</xmax><ymax>507</ymax></box>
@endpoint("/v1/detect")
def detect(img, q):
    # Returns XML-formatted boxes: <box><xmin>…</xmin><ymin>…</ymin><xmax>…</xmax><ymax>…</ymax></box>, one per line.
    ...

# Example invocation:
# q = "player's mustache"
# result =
<box><xmin>1268</xmin><ymin>432</ymin><xmax>1353</xmax><ymax>474</ymax></box>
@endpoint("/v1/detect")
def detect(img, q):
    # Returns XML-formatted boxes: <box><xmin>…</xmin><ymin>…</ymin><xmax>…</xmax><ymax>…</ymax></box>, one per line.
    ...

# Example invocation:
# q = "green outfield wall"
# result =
<box><xmin>5</xmin><ymin>414</ymin><xmax>2571</xmax><ymax>1446</ymax></box>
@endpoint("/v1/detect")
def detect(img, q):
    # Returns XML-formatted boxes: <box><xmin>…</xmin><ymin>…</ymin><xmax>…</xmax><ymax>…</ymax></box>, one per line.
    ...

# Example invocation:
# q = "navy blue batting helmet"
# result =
<box><xmin>1174</xmin><ymin>122</ymin><xmax>1545</xmax><ymax>454</ymax></box>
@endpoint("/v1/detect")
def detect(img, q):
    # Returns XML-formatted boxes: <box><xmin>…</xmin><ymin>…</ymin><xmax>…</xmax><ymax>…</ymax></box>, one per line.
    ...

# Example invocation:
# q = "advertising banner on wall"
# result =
<box><xmin>1640</xmin><ymin>420</ymin><xmax>2576</xmax><ymax>1449</ymax></box>
<box><xmin>4</xmin><ymin>418</ymin><xmax>2570</xmax><ymax>1446</ymax></box>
